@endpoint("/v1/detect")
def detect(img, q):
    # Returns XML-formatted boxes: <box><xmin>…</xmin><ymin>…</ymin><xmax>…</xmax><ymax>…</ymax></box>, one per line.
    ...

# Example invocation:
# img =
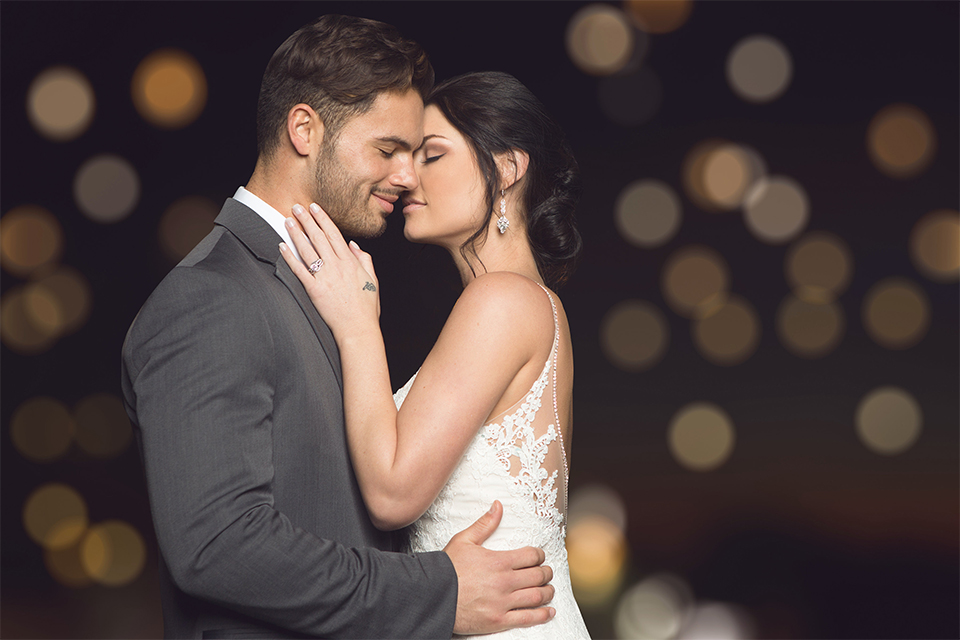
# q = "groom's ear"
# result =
<box><xmin>497</xmin><ymin>149</ymin><xmax>530</xmax><ymax>191</ymax></box>
<box><xmin>286</xmin><ymin>103</ymin><xmax>325</xmax><ymax>157</ymax></box>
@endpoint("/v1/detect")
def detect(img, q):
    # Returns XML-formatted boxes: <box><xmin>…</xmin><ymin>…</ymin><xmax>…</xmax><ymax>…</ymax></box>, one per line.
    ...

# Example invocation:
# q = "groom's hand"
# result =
<box><xmin>444</xmin><ymin>500</ymin><xmax>556</xmax><ymax>634</ymax></box>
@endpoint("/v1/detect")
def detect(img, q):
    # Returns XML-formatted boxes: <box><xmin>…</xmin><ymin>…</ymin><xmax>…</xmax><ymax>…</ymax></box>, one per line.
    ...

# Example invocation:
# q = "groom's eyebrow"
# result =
<box><xmin>375</xmin><ymin>135</ymin><xmax>416</xmax><ymax>150</ymax></box>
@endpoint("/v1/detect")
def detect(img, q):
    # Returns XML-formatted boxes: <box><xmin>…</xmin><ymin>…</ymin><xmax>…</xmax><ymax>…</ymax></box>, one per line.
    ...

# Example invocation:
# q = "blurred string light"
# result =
<box><xmin>0</xmin><ymin>205</ymin><xmax>63</xmax><ymax>276</ymax></box>
<box><xmin>45</xmin><ymin>540</ymin><xmax>93</xmax><ymax>588</ymax></box>
<box><xmin>567</xmin><ymin>484</ymin><xmax>629</xmax><ymax>608</ymax></box>
<box><xmin>668</xmin><ymin>403</ymin><xmax>735</xmax><ymax>471</ymax></box>
<box><xmin>159</xmin><ymin>195</ymin><xmax>219</xmax><ymax>262</ymax></box>
<box><xmin>10</xmin><ymin>397</ymin><xmax>75</xmax><ymax>463</ymax></box>
<box><xmin>615</xmin><ymin>573</ymin><xmax>694</xmax><ymax>640</ymax></box>
<box><xmin>862</xmin><ymin>277</ymin><xmax>930</xmax><ymax>350</ymax></box>
<box><xmin>661</xmin><ymin>245</ymin><xmax>729</xmax><ymax>318</ymax></box>
<box><xmin>855</xmin><ymin>386</ymin><xmax>922</xmax><ymax>455</ymax></box>
<box><xmin>132</xmin><ymin>48</ymin><xmax>207</xmax><ymax>129</ymax></box>
<box><xmin>867</xmin><ymin>104</ymin><xmax>936</xmax><ymax>179</ymax></box>
<box><xmin>0</xmin><ymin>267</ymin><xmax>93</xmax><ymax>354</ymax></box>
<box><xmin>1</xmin><ymin>286</ymin><xmax>58</xmax><ymax>354</ymax></box>
<box><xmin>616</xmin><ymin>179</ymin><xmax>682</xmax><ymax>248</ymax></box>
<box><xmin>27</xmin><ymin>66</ymin><xmax>95</xmax><ymax>141</ymax></box>
<box><xmin>601</xmin><ymin>300</ymin><xmax>670</xmax><ymax>372</ymax></box>
<box><xmin>777</xmin><ymin>295</ymin><xmax>845</xmax><ymax>359</ymax></box>
<box><xmin>74</xmin><ymin>393</ymin><xmax>133</xmax><ymax>458</ymax></box>
<box><xmin>23</xmin><ymin>483</ymin><xmax>88</xmax><ymax>550</ymax></box>
<box><xmin>743</xmin><ymin>176</ymin><xmax>809</xmax><ymax>244</ymax></box>
<box><xmin>624</xmin><ymin>0</ymin><xmax>693</xmax><ymax>34</ymax></box>
<box><xmin>910</xmin><ymin>209</ymin><xmax>959</xmax><ymax>282</ymax></box>
<box><xmin>682</xmin><ymin>140</ymin><xmax>767</xmax><ymax>213</ymax></box>
<box><xmin>74</xmin><ymin>154</ymin><xmax>140</xmax><ymax>223</ymax></box>
<box><xmin>786</xmin><ymin>232</ymin><xmax>853</xmax><ymax>303</ymax></box>
<box><xmin>599</xmin><ymin>67</ymin><xmax>662</xmax><ymax>126</ymax></box>
<box><xmin>80</xmin><ymin>520</ymin><xmax>147</xmax><ymax>587</ymax></box>
<box><xmin>677</xmin><ymin>602</ymin><xmax>756</xmax><ymax>640</ymax></box>
<box><xmin>566</xmin><ymin>4</ymin><xmax>637</xmax><ymax>76</ymax></box>
<box><xmin>692</xmin><ymin>295</ymin><xmax>760</xmax><ymax>366</ymax></box>
<box><xmin>726</xmin><ymin>35</ymin><xmax>793</xmax><ymax>104</ymax></box>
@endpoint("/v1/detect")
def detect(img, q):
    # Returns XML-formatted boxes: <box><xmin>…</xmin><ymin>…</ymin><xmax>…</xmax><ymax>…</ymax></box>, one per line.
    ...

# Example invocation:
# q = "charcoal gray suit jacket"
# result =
<box><xmin>121</xmin><ymin>198</ymin><xmax>457</xmax><ymax>639</ymax></box>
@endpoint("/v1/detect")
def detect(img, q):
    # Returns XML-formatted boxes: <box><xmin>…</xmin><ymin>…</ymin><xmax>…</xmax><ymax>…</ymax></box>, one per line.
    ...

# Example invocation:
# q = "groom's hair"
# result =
<box><xmin>256</xmin><ymin>14</ymin><xmax>434</xmax><ymax>158</ymax></box>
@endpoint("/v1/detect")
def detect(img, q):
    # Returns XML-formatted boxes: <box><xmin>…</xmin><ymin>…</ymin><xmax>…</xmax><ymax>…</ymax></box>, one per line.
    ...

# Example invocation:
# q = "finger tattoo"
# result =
<box><xmin>363</xmin><ymin>282</ymin><xmax>377</xmax><ymax>292</ymax></box>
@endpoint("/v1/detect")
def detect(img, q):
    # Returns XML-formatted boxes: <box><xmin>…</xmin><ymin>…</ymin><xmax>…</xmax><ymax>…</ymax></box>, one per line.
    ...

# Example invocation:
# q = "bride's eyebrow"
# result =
<box><xmin>415</xmin><ymin>134</ymin><xmax>449</xmax><ymax>152</ymax></box>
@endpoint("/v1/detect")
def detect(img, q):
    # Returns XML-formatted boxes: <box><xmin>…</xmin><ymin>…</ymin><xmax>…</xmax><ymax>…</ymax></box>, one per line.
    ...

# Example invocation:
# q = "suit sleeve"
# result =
<box><xmin>121</xmin><ymin>264</ymin><xmax>457</xmax><ymax>638</ymax></box>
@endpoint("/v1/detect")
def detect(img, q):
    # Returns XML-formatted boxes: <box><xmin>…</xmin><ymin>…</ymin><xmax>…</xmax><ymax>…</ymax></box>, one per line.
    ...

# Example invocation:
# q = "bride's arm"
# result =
<box><xmin>281</xmin><ymin>204</ymin><xmax>550</xmax><ymax>530</ymax></box>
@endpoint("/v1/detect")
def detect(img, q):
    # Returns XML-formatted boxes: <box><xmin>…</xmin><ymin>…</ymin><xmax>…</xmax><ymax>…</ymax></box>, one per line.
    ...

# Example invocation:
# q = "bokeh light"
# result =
<box><xmin>726</xmin><ymin>35</ymin><xmax>793</xmax><ymax>103</ymax></box>
<box><xmin>74</xmin><ymin>394</ymin><xmax>133</xmax><ymax>459</ymax></box>
<box><xmin>0</xmin><ymin>205</ymin><xmax>63</xmax><ymax>277</ymax></box>
<box><xmin>867</xmin><ymin>104</ymin><xmax>936</xmax><ymax>179</ymax></box>
<box><xmin>44</xmin><ymin>540</ymin><xmax>94</xmax><ymax>588</ymax></box>
<box><xmin>29</xmin><ymin>267</ymin><xmax>93</xmax><ymax>337</ymax></box>
<box><xmin>668</xmin><ymin>403</ymin><xmax>736</xmax><ymax>471</ymax></box>
<box><xmin>855</xmin><ymin>386</ymin><xmax>922</xmax><ymax>456</ymax></box>
<box><xmin>743</xmin><ymin>176</ymin><xmax>809</xmax><ymax>244</ymax></box>
<box><xmin>132</xmin><ymin>49</ymin><xmax>208</xmax><ymax>129</ymax></box>
<box><xmin>598</xmin><ymin>67</ymin><xmax>663</xmax><ymax>126</ymax></box>
<box><xmin>23</xmin><ymin>484</ymin><xmax>88</xmax><ymax>550</ymax></box>
<box><xmin>566</xmin><ymin>4</ymin><xmax>635</xmax><ymax>76</ymax></box>
<box><xmin>74</xmin><ymin>154</ymin><xmax>140</xmax><ymax>223</ymax></box>
<box><xmin>692</xmin><ymin>295</ymin><xmax>760</xmax><ymax>366</ymax></box>
<box><xmin>615</xmin><ymin>179</ymin><xmax>682</xmax><ymax>248</ymax></box>
<box><xmin>862</xmin><ymin>277</ymin><xmax>930</xmax><ymax>349</ymax></box>
<box><xmin>910</xmin><ymin>209</ymin><xmax>959</xmax><ymax>282</ymax></box>
<box><xmin>678</xmin><ymin>602</ymin><xmax>755</xmax><ymax>639</ymax></box>
<box><xmin>567</xmin><ymin>514</ymin><xmax>629</xmax><ymax>607</ymax></box>
<box><xmin>10</xmin><ymin>397</ymin><xmax>75</xmax><ymax>463</ymax></box>
<box><xmin>27</xmin><ymin>66</ymin><xmax>95</xmax><ymax>141</ymax></box>
<box><xmin>615</xmin><ymin>573</ymin><xmax>694</xmax><ymax>640</ymax></box>
<box><xmin>601</xmin><ymin>300</ymin><xmax>670</xmax><ymax>372</ymax></box>
<box><xmin>777</xmin><ymin>295</ymin><xmax>845</xmax><ymax>359</ymax></box>
<box><xmin>662</xmin><ymin>245</ymin><xmax>729</xmax><ymax>318</ymax></box>
<box><xmin>1</xmin><ymin>286</ymin><xmax>58</xmax><ymax>354</ymax></box>
<box><xmin>568</xmin><ymin>484</ymin><xmax>628</xmax><ymax>534</ymax></box>
<box><xmin>682</xmin><ymin>140</ymin><xmax>766</xmax><ymax>213</ymax></box>
<box><xmin>624</xmin><ymin>0</ymin><xmax>693</xmax><ymax>34</ymax></box>
<box><xmin>786</xmin><ymin>231</ymin><xmax>853</xmax><ymax>303</ymax></box>
<box><xmin>80</xmin><ymin>521</ymin><xmax>147</xmax><ymax>587</ymax></box>
<box><xmin>159</xmin><ymin>195</ymin><xmax>219</xmax><ymax>262</ymax></box>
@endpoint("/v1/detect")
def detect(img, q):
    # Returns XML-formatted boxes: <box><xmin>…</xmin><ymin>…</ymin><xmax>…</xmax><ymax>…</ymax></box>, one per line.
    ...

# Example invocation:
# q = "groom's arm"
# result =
<box><xmin>122</xmin><ymin>263</ymin><xmax>457</xmax><ymax>639</ymax></box>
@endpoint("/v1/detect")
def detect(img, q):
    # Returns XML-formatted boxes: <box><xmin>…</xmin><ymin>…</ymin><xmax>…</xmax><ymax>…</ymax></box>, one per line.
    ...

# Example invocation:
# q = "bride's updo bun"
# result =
<box><xmin>427</xmin><ymin>72</ymin><xmax>582</xmax><ymax>289</ymax></box>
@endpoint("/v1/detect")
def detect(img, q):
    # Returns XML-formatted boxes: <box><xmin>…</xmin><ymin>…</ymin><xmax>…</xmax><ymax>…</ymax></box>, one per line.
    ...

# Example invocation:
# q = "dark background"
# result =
<box><xmin>2</xmin><ymin>1</ymin><xmax>957</xmax><ymax>638</ymax></box>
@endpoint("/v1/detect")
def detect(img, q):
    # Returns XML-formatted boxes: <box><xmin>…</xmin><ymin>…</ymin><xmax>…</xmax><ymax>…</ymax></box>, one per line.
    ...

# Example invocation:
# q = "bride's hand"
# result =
<box><xmin>279</xmin><ymin>202</ymin><xmax>380</xmax><ymax>342</ymax></box>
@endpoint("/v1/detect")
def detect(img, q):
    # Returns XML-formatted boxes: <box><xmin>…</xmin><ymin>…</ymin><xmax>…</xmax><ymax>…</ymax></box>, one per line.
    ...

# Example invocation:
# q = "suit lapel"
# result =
<box><xmin>214</xmin><ymin>199</ymin><xmax>343</xmax><ymax>391</ymax></box>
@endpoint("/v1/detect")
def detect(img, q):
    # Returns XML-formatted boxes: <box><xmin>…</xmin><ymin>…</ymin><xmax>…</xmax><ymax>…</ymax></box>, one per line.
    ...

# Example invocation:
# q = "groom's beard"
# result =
<box><xmin>314</xmin><ymin>140</ymin><xmax>391</xmax><ymax>239</ymax></box>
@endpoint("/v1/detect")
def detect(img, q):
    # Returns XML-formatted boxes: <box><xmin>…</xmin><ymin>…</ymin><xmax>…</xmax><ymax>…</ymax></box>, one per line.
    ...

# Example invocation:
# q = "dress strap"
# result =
<box><xmin>535</xmin><ymin>283</ymin><xmax>568</xmax><ymax>523</ymax></box>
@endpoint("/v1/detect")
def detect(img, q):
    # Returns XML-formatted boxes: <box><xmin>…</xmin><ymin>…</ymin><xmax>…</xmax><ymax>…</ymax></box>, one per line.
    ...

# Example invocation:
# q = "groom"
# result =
<box><xmin>121</xmin><ymin>15</ymin><xmax>554</xmax><ymax>639</ymax></box>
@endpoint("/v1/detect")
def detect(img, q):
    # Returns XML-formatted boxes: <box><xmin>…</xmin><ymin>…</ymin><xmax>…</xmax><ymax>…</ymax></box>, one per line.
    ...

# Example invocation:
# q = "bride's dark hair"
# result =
<box><xmin>427</xmin><ymin>72</ymin><xmax>582</xmax><ymax>289</ymax></box>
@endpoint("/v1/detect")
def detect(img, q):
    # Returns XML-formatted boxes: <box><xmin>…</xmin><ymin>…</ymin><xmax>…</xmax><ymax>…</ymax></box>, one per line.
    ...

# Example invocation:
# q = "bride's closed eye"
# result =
<box><xmin>421</xmin><ymin>153</ymin><xmax>445</xmax><ymax>164</ymax></box>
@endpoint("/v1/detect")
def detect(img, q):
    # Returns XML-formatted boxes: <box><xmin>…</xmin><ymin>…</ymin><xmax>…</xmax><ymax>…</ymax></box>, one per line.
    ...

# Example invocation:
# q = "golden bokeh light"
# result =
<box><xmin>74</xmin><ymin>393</ymin><xmax>133</xmax><ymax>459</ymax></box>
<box><xmin>615</xmin><ymin>574</ymin><xmax>693</xmax><ymax>640</ymax></box>
<box><xmin>81</xmin><ymin>521</ymin><xmax>147</xmax><ymax>587</ymax></box>
<box><xmin>682</xmin><ymin>140</ymin><xmax>766</xmax><ymax>213</ymax></box>
<box><xmin>867</xmin><ymin>104</ymin><xmax>936</xmax><ymax>179</ymax></box>
<box><xmin>692</xmin><ymin>295</ymin><xmax>760</xmax><ymax>366</ymax></box>
<box><xmin>786</xmin><ymin>232</ymin><xmax>853</xmax><ymax>303</ymax></box>
<box><xmin>27</xmin><ymin>66</ymin><xmax>95</xmax><ymax>141</ymax></box>
<box><xmin>668</xmin><ymin>402</ymin><xmax>736</xmax><ymax>471</ymax></box>
<box><xmin>856</xmin><ymin>386</ymin><xmax>923</xmax><ymax>455</ymax></box>
<box><xmin>566</xmin><ymin>4</ymin><xmax>635</xmax><ymax>76</ymax></box>
<box><xmin>45</xmin><ymin>540</ymin><xmax>93</xmax><ymax>588</ymax></box>
<box><xmin>600</xmin><ymin>300</ymin><xmax>670</xmax><ymax>371</ymax></box>
<box><xmin>159</xmin><ymin>195</ymin><xmax>219</xmax><ymax>262</ymax></box>
<box><xmin>624</xmin><ymin>0</ymin><xmax>693</xmax><ymax>34</ymax></box>
<box><xmin>10</xmin><ymin>397</ymin><xmax>75</xmax><ymax>463</ymax></box>
<box><xmin>23</xmin><ymin>484</ymin><xmax>88</xmax><ymax>550</ymax></box>
<box><xmin>29</xmin><ymin>267</ymin><xmax>93</xmax><ymax>337</ymax></box>
<box><xmin>910</xmin><ymin>209</ymin><xmax>959</xmax><ymax>282</ymax></box>
<box><xmin>74</xmin><ymin>154</ymin><xmax>140</xmax><ymax>223</ymax></box>
<box><xmin>568</xmin><ymin>484</ymin><xmax>628</xmax><ymax>534</ymax></box>
<box><xmin>567</xmin><ymin>515</ymin><xmax>629</xmax><ymax>607</ymax></box>
<box><xmin>661</xmin><ymin>245</ymin><xmax>729</xmax><ymax>318</ymax></box>
<box><xmin>132</xmin><ymin>49</ymin><xmax>208</xmax><ymax>129</ymax></box>
<box><xmin>0</xmin><ymin>205</ymin><xmax>63</xmax><ymax>277</ymax></box>
<box><xmin>615</xmin><ymin>179</ymin><xmax>682</xmax><ymax>248</ymax></box>
<box><xmin>726</xmin><ymin>35</ymin><xmax>793</xmax><ymax>103</ymax></box>
<box><xmin>1</xmin><ymin>286</ymin><xmax>58</xmax><ymax>354</ymax></box>
<box><xmin>777</xmin><ymin>295</ymin><xmax>845</xmax><ymax>359</ymax></box>
<box><xmin>743</xmin><ymin>176</ymin><xmax>809</xmax><ymax>244</ymax></box>
<box><xmin>862</xmin><ymin>277</ymin><xmax>930</xmax><ymax>350</ymax></box>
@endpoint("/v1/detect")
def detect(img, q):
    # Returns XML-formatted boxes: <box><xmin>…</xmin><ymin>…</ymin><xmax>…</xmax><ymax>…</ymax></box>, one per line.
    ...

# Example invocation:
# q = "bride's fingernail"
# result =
<box><xmin>285</xmin><ymin>218</ymin><xmax>295</xmax><ymax>228</ymax></box>
<box><xmin>349</xmin><ymin>240</ymin><xmax>359</xmax><ymax>250</ymax></box>
<box><xmin>309</xmin><ymin>203</ymin><xmax>321</xmax><ymax>214</ymax></box>
<box><xmin>292</xmin><ymin>204</ymin><xmax>305</xmax><ymax>216</ymax></box>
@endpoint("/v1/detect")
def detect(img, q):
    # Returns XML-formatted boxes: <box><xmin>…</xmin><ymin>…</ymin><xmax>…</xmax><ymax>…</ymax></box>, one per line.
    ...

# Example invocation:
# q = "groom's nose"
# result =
<box><xmin>388</xmin><ymin>154</ymin><xmax>419</xmax><ymax>191</ymax></box>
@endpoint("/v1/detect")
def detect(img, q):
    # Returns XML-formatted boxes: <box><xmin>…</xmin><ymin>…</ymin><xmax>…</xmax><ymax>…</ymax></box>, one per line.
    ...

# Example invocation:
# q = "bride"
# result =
<box><xmin>281</xmin><ymin>71</ymin><xmax>589</xmax><ymax>638</ymax></box>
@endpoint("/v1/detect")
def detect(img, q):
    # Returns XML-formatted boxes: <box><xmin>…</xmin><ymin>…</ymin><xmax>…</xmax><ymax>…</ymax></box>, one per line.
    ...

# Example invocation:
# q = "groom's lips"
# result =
<box><xmin>372</xmin><ymin>192</ymin><xmax>398</xmax><ymax>213</ymax></box>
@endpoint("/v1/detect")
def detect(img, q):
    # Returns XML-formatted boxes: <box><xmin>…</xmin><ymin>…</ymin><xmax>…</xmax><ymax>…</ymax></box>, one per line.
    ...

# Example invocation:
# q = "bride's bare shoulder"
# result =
<box><xmin>450</xmin><ymin>272</ymin><xmax>556</xmax><ymax>336</ymax></box>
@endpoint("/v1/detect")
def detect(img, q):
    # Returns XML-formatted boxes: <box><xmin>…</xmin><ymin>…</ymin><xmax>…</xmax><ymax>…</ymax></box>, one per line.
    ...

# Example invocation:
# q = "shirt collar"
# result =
<box><xmin>233</xmin><ymin>186</ymin><xmax>303</xmax><ymax>263</ymax></box>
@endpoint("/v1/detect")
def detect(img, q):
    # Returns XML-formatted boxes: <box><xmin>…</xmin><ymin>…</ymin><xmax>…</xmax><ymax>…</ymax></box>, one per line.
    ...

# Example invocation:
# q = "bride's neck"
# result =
<box><xmin>446</xmin><ymin>231</ymin><xmax>543</xmax><ymax>289</ymax></box>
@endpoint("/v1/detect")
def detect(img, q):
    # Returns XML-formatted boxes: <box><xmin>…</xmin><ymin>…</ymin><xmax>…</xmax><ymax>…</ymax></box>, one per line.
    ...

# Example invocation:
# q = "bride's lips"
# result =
<box><xmin>402</xmin><ymin>198</ymin><xmax>425</xmax><ymax>214</ymax></box>
<box><xmin>372</xmin><ymin>192</ymin><xmax>398</xmax><ymax>213</ymax></box>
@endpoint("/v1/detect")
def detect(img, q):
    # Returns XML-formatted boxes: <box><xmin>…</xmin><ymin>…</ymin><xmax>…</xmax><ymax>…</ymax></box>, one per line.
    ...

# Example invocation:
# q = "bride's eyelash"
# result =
<box><xmin>423</xmin><ymin>154</ymin><xmax>445</xmax><ymax>164</ymax></box>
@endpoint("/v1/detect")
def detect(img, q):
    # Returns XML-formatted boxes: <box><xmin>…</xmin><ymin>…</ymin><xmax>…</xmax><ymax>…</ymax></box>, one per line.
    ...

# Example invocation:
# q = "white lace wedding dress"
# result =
<box><xmin>393</xmin><ymin>285</ymin><xmax>590</xmax><ymax>639</ymax></box>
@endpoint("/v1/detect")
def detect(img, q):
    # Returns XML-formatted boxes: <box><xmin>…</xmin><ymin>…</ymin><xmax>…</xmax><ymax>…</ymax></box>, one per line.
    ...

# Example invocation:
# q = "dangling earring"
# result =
<box><xmin>497</xmin><ymin>189</ymin><xmax>510</xmax><ymax>234</ymax></box>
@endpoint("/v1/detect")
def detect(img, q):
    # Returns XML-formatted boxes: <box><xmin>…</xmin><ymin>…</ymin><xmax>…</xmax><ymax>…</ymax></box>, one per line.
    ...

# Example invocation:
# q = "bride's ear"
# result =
<box><xmin>497</xmin><ymin>149</ymin><xmax>530</xmax><ymax>191</ymax></box>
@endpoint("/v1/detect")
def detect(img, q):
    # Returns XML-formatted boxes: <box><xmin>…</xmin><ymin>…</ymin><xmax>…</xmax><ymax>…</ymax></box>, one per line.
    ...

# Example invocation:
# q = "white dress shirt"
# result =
<box><xmin>233</xmin><ymin>186</ymin><xmax>304</xmax><ymax>264</ymax></box>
